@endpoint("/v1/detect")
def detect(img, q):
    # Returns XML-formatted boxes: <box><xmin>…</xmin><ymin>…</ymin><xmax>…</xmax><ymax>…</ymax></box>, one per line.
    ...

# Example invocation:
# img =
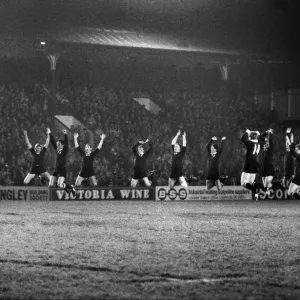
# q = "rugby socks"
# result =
<box><xmin>245</xmin><ymin>183</ymin><xmax>256</xmax><ymax>193</ymax></box>
<box><xmin>292</xmin><ymin>193</ymin><xmax>300</xmax><ymax>200</ymax></box>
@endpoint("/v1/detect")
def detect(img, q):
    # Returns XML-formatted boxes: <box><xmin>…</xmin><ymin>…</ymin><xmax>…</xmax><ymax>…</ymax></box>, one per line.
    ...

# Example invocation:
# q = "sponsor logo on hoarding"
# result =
<box><xmin>188</xmin><ymin>186</ymin><xmax>252</xmax><ymax>200</ymax></box>
<box><xmin>156</xmin><ymin>187</ymin><xmax>188</xmax><ymax>201</ymax></box>
<box><xmin>155</xmin><ymin>186</ymin><xmax>252</xmax><ymax>200</ymax></box>
<box><xmin>51</xmin><ymin>187</ymin><xmax>153</xmax><ymax>200</ymax></box>
<box><xmin>258</xmin><ymin>188</ymin><xmax>287</xmax><ymax>200</ymax></box>
<box><xmin>0</xmin><ymin>187</ymin><xmax>49</xmax><ymax>201</ymax></box>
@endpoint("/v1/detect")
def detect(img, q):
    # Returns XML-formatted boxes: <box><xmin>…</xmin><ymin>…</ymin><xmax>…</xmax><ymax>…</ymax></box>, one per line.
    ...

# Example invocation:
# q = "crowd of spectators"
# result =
<box><xmin>0</xmin><ymin>57</ymin><xmax>294</xmax><ymax>187</ymax></box>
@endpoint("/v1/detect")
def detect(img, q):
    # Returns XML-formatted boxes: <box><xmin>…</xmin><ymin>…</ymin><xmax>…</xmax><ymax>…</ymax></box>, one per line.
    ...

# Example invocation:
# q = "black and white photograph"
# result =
<box><xmin>0</xmin><ymin>0</ymin><xmax>299</xmax><ymax>299</ymax></box>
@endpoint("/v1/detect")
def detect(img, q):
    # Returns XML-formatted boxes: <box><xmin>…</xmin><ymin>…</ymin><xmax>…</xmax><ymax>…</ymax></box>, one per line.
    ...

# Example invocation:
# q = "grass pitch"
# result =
<box><xmin>1</xmin><ymin>200</ymin><xmax>300</xmax><ymax>300</ymax></box>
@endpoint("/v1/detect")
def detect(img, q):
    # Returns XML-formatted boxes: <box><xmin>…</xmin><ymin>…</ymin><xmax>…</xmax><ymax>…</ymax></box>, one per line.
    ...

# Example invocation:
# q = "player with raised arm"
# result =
<box><xmin>240</xmin><ymin>129</ymin><xmax>262</xmax><ymax>200</ymax></box>
<box><xmin>205</xmin><ymin>136</ymin><xmax>228</xmax><ymax>193</ymax></box>
<box><xmin>131</xmin><ymin>139</ymin><xmax>153</xmax><ymax>187</ymax></box>
<box><xmin>261</xmin><ymin>129</ymin><xmax>274</xmax><ymax>196</ymax></box>
<box><xmin>285</xmin><ymin>132</ymin><xmax>300</xmax><ymax>199</ymax></box>
<box><xmin>74</xmin><ymin>132</ymin><xmax>106</xmax><ymax>187</ymax></box>
<box><xmin>23</xmin><ymin>128</ymin><xmax>51</xmax><ymax>185</ymax></box>
<box><xmin>169</xmin><ymin>130</ymin><xmax>188</xmax><ymax>188</ymax></box>
<box><xmin>283</xmin><ymin>128</ymin><xmax>295</xmax><ymax>190</ymax></box>
<box><xmin>49</xmin><ymin>128</ymin><xmax>75</xmax><ymax>195</ymax></box>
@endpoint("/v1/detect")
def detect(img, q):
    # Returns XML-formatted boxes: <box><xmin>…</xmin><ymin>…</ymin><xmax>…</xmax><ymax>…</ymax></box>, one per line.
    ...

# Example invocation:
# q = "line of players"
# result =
<box><xmin>22</xmin><ymin>127</ymin><xmax>300</xmax><ymax>199</ymax></box>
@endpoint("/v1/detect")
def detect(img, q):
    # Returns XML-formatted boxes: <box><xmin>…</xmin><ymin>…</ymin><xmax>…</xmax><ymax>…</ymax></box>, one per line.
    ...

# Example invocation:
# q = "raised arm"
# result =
<box><xmin>286</xmin><ymin>128</ymin><xmax>293</xmax><ymax>152</ymax></box>
<box><xmin>289</xmin><ymin>143</ymin><xmax>298</xmax><ymax>159</ymax></box>
<box><xmin>144</xmin><ymin>139</ymin><xmax>153</xmax><ymax>157</ymax></box>
<box><xmin>63</xmin><ymin>129</ymin><xmax>68</xmax><ymax>151</ymax></box>
<box><xmin>44</xmin><ymin>128</ymin><xmax>51</xmax><ymax>148</ymax></box>
<box><xmin>241</xmin><ymin>129</ymin><xmax>260</xmax><ymax>144</ymax></box>
<box><xmin>268</xmin><ymin>129</ymin><xmax>274</xmax><ymax>150</ymax></box>
<box><xmin>286</xmin><ymin>133</ymin><xmax>298</xmax><ymax>158</ymax></box>
<box><xmin>50</xmin><ymin>131</ymin><xmax>57</xmax><ymax>150</ymax></box>
<box><xmin>74</xmin><ymin>132</ymin><xmax>80</xmax><ymax>149</ymax></box>
<box><xmin>182</xmin><ymin>132</ymin><xmax>187</xmax><ymax>147</ymax></box>
<box><xmin>24</xmin><ymin>130</ymin><xmax>32</xmax><ymax>149</ymax></box>
<box><xmin>97</xmin><ymin>133</ymin><xmax>106</xmax><ymax>150</ymax></box>
<box><xmin>219</xmin><ymin>136</ymin><xmax>226</xmax><ymax>154</ymax></box>
<box><xmin>171</xmin><ymin>130</ymin><xmax>181</xmax><ymax>145</ymax></box>
<box><xmin>206</xmin><ymin>136</ymin><xmax>217</xmax><ymax>153</ymax></box>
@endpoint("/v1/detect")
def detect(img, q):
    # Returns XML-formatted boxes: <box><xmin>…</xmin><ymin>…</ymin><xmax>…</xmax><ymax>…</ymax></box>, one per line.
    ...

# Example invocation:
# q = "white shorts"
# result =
<box><xmin>241</xmin><ymin>172</ymin><xmax>256</xmax><ymax>185</ymax></box>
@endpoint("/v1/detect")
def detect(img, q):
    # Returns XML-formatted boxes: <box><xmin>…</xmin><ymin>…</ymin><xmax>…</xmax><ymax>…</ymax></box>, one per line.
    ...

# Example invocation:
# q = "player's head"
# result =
<box><xmin>137</xmin><ymin>145</ymin><xmax>144</xmax><ymax>156</ymax></box>
<box><xmin>250</xmin><ymin>132</ymin><xmax>258</xmax><ymax>140</ymax></box>
<box><xmin>57</xmin><ymin>139</ymin><xmax>65</xmax><ymax>150</ymax></box>
<box><xmin>85</xmin><ymin>144</ymin><xmax>92</xmax><ymax>155</ymax></box>
<box><xmin>174</xmin><ymin>143</ymin><xmax>181</xmax><ymax>153</ymax></box>
<box><xmin>211</xmin><ymin>144</ymin><xmax>219</xmax><ymax>154</ymax></box>
<box><xmin>34</xmin><ymin>143</ymin><xmax>42</xmax><ymax>154</ymax></box>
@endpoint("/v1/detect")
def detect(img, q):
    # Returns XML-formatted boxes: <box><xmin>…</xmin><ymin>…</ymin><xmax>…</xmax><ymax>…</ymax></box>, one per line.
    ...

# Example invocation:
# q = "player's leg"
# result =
<box><xmin>57</xmin><ymin>176</ymin><xmax>66</xmax><ymax>188</ymax></box>
<box><xmin>131</xmin><ymin>178</ymin><xmax>138</xmax><ymax>187</ymax></box>
<box><xmin>288</xmin><ymin>182</ymin><xmax>300</xmax><ymax>199</ymax></box>
<box><xmin>206</xmin><ymin>180</ymin><xmax>215</xmax><ymax>190</ymax></box>
<box><xmin>265</xmin><ymin>176</ymin><xmax>273</xmax><ymax>196</ymax></box>
<box><xmin>90</xmin><ymin>176</ymin><xmax>97</xmax><ymax>186</ymax></box>
<box><xmin>49</xmin><ymin>175</ymin><xmax>58</xmax><ymax>187</ymax></box>
<box><xmin>215</xmin><ymin>179</ymin><xmax>223</xmax><ymax>193</ymax></box>
<box><xmin>249</xmin><ymin>174</ymin><xmax>263</xmax><ymax>201</ymax></box>
<box><xmin>241</xmin><ymin>172</ymin><xmax>255</xmax><ymax>192</ymax></box>
<box><xmin>284</xmin><ymin>175</ymin><xmax>293</xmax><ymax>190</ymax></box>
<box><xmin>178</xmin><ymin>176</ymin><xmax>188</xmax><ymax>188</ymax></box>
<box><xmin>169</xmin><ymin>178</ymin><xmax>176</xmax><ymax>188</ymax></box>
<box><xmin>142</xmin><ymin>177</ymin><xmax>152</xmax><ymax>187</ymax></box>
<box><xmin>242</xmin><ymin>172</ymin><xmax>259</xmax><ymax>200</ymax></box>
<box><xmin>148</xmin><ymin>170</ymin><xmax>155</xmax><ymax>183</ymax></box>
<box><xmin>75</xmin><ymin>175</ymin><xmax>85</xmax><ymax>187</ymax></box>
<box><xmin>58</xmin><ymin>177</ymin><xmax>76</xmax><ymax>196</ymax></box>
<box><xmin>24</xmin><ymin>173</ymin><xmax>35</xmax><ymax>185</ymax></box>
<box><xmin>262</xmin><ymin>177</ymin><xmax>267</xmax><ymax>189</ymax></box>
<box><xmin>219</xmin><ymin>175</ymin><xmax>228</xmax><ymax>185</ymax></box>
<box><xmin>42</xmin><ymin>172</ymin><xmax>51</xmax><ymax>181</ymax></box>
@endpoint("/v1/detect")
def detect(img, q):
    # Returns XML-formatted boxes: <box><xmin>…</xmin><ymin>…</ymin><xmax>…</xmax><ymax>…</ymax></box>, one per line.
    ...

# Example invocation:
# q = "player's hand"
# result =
<box><xmin>212</xmin><ymin>136</ymin><xmax>218</xmax><ymax>140</ymax></box>
<box><xmin>255</xmin><ymin>131</ymin><xmax>260</xmax><ymax>135</ymax></box>
<box><xmin>24</xmin><ymin>130</ymin><xmax>27</xmax><ymax>136</ymax></box>
<box><xmin>74</xmin><ymin>133</ymin><xmax>79</xmax><ymax>139</ymax></box>
<box><xmin>287</xmin><ymin>128</ymin><xmax>291</xmax><ymax>134</ymax></box>
<box><xmin>144</xmin><ymin>139</ymin><xmax>149</xmax><ymax>143</ymax></box>
<box><xmin>62</xmin><ymin>129</ymin><xmax>67</xmax><ymax>134</ymax></box>
<box><xmin>268</xmin><ymin>129</ymin><xmax>274</xmax><ymax>134</ymax></box>
<box><xmin>100</xmin><ymin>133</ymin><xmax>106</xmax><ymax>139</ymax></box>
<box><xmin>221</xmin><ymin>136</ymin><xmax>226</xmax><ymax>140</ymax></box>
<box><xmin>46</xmin><ymin>128</ymin><xmax>51</xmax><ymax>134</ymax></box>
<box><xmin>176</xmin><ymin>130</ymin><xmax>181</xmax><ymax>136</ymax></box>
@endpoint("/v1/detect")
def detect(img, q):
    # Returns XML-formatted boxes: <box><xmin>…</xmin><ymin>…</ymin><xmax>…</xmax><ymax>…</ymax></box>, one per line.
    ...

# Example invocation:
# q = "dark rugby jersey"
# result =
<box><xmin>50</xmin><ymin>133</ymin><xmax>68</xmax><ymax>168</ymax></box>
<box><xmin>261</xmin><ymin>133</ymin><xmax>273</xmax><ymax>166</ymax></box>
<box><xmin>241</xmin><ymin>132</ymin><xmax>260</xmax><ymax>173</ymax></box>
<box><xmin>171</xmin><ymin>145</ymin><xmax>186</xmax><ymax>175</ymax></box>
<box><xmin>132</xmin><ymin>142</ymin><xmax>153</xmax><ymax>175</ymax></box>
<box><xmin>76</xmin><ymin>147</ymin><xmax>99</xmax><ymax>172</ymax></box>
<box><xmin>206</xmin><ymin>139</ymin><xmax>223</xmax><ymax>180</ymax></box>
<box><xmin>284</xmin><ymin>134</ymin><xmax>295</xmax><ymax>176</ymax></box>
<box><xmin>29</xmin><ymin>147</ymin><xmax>47</xmax><ymax>167</ymax></box>
<box><xmin>289</xmin><ymin>143</ymin><xmax>300</xmax><ymax>173</ymax></box>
